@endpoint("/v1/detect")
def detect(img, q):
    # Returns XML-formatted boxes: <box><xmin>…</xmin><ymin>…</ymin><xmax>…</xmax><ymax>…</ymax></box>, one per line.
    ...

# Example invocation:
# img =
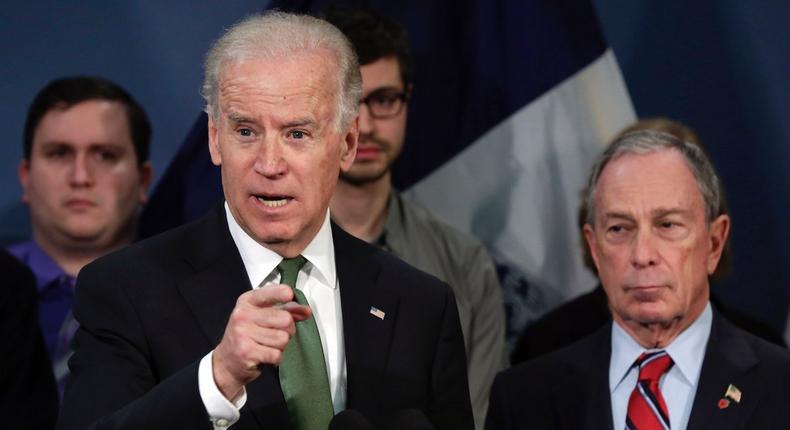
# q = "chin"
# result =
<box><xmin>341</xmin><ymin>165</ymin><xmax>388</xmax><ymax>184</ymax></box>
<box><xmin>628</xmin><ymin>304</ymin><xmax>678</xmax><ymax>325</ymax></box>
<box><xmin>249</xmin><ymin>224</ymin><xmax>298</xmax><ymax>246</ymax></box>
<box><xmin>61</xmin><ymin>221</ymin><xmax>105</xmax><ymax>238</ymax></box>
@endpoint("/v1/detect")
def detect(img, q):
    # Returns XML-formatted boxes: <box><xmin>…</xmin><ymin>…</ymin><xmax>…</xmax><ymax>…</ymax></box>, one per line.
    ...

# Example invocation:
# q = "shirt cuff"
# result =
<box><xmin>198</xmin><ymin>350</ymin><xmax>248</xmax><ymax>429</ymax></box>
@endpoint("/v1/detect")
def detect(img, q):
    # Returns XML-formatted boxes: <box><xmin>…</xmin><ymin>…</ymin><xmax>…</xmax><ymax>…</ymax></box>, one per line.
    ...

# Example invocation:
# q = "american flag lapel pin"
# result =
<box><xmin>725</xmin><ymin>384</ymin><xmax>742</xmax><ymax>403</ymax></box>
<box><xmin>718</xmin><ymin>384</ymin><xmax>742</xmax><ymax>410</ymax></box>
<box><xmin>369</xmin><ymin>306</ymin><xmax>386</xmax><ymax>320</ymax></box>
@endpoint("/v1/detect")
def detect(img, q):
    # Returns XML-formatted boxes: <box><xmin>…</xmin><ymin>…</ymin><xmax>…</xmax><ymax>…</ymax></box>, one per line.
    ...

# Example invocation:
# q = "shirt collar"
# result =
<box><xmin>7</xmin><ymin>240</ymin><xmax>71</xmax><ymax>292</ymax></box>
<box><xmin>224</xmin><ymin>202</ymin><xmax>336</xmax><ymax>290</ymax></box>
<box><xmin>610</xmin><ymin>302</ymin><xmax>712</xmax><ymax>392</ymax></box>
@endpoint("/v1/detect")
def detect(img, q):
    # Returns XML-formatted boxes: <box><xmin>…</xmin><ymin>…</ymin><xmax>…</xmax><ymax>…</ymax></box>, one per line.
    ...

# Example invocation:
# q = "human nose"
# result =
<box><xmin>69</xmin><ymin>152</ymin><xmax>95</xmax><ymax>187</ymax></box>
<box><xmin>253</xmin><ymin>138</ymin><xmax>287</xmax><ymax>178</ymax></box>
<box><xmin>631</xmin><ymin>228</ymin><xmax>659</xmax><ymax>268</ymax></box>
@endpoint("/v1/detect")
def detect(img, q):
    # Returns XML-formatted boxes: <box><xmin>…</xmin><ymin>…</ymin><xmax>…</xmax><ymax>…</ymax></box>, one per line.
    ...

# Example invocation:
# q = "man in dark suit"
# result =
<box><xmin>0</xmin><ymin>248</ymin><xmax>58</xmax><ymax>429</ymax></box>
<box><xmin>58</xmin><ymin>11</ymin><xmax>472</xmax><ymax>430</ymax></box>
<box><xmin>486</xmin><ymin>129</ymin><xmax>790</xmax><ymax>429</ymax></box>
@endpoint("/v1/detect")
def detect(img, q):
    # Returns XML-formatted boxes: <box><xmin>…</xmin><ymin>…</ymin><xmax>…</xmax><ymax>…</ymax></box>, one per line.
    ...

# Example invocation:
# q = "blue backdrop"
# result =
<box><xmin>1</xmin><ymin>1</ymin><xmax>788</xmax><ymax>333</ymax></box>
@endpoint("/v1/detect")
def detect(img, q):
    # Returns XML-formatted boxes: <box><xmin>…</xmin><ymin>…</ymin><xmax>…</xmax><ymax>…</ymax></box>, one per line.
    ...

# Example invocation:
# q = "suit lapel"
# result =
<box><xmin>333</xmin><ymin>224</ymin><xmax>400</xmax><ymax>414</ymax></box>
<box><xmin>686</xmin><ymin>311</ymin><xmax>760</xmax><ymax>430</ymax></box>
<box><xmin>176</xmin><ymin>206</ymin><xmax>291</xmax><ymax>428</ymax></box>
<box><xmin>552</xmin><ymin>324</ymin><xmax>615</xmax><ymax>430</ymax></box>
<box><xmin>177</xmin><ymin>207</ymin><xmax>250</xmax><ymax>347</ymax></box>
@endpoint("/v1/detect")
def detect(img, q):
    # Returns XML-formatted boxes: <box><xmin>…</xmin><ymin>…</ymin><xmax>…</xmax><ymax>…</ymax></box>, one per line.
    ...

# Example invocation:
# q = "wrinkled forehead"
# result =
<box><xmin>219</xmin><ymin>49</ymin><xmax>340</xmax><ymax>100</ymax></box>
<box><xmin>595</xmin><ymin>149</ymin><xmax>706</xmax><ymax>214</ymax></box>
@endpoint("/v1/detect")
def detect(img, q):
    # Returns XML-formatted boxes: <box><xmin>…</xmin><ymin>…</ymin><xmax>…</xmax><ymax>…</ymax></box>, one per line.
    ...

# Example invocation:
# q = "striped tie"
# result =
<box><xmin>625</xmin><ymin>350</ymin><xmax>674</xmax><ymax>430</ymax></box>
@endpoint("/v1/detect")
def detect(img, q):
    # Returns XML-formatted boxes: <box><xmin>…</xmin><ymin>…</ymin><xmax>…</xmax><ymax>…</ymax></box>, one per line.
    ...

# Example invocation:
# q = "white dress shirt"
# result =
<box><xmin>197</xmin><ymin>203</ymin><xmax>346</xmax><ymax>429</ymax></box>
<box><xmin>610</xmin><ymin>302</ymin><xmax>712</xmax><ymax>430</ymax></box>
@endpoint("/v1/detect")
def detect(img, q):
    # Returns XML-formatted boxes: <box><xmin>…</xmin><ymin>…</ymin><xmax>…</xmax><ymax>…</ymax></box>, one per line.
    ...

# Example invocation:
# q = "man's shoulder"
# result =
<box><xmin>395</xmin><ymin>193</ymin><xmax>487</xmax><ymax>252</ymax></box>
<box><xmin>84</xmin><ymin>208</ymin><xmax>224</xmax><ymax>278</ymax></box>
<box><xmin>389</xmin><ymin>193</ymin><xmax>495</xmax><ymax>288</ymax></box>
<box><xmin>499</xmin><ymin>323</ymin><xmax>610</xmax><ymax>388</ymax></box>
<box><xmin>333</xmin><ymin>222</ymin><xmax>452</xmax><ymax>298</ymax></box>
<box><xmin>718</xmin><ymin>314</ymin><xmax>790</xmax><ymax>372</ymax></box>
<box><xmin>0</xmin><ymin>248</ymin><xmax>36</xmax><ymax>301</ymax></box>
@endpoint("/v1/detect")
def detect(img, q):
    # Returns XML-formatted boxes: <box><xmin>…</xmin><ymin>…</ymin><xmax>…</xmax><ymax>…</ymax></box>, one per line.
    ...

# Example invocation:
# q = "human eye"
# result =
<box><xmin>94</xmin><ymin>148</ymin><xmax>120</xmax><ymax>163</ymax></box>
<box><xmin>45</xmin><ymin>145</ymin><xmax>71</xmax><ymax>160</ymax></box>
<box><xmin>604</xmin><ymin>222</ymin><xmax>633</xmax><ymax>242</ymax></box>
<box><xmin>237</xmin><ymin>128</ymin><xmax>254</xmax><ymax>138</ymax></box>
<box><xmin>287</xmin><ymin>129</ymin><xmax>311</xmax><ymax>140</ymax></box>
<box><xmin>607</xmin><ymin>224</ymin><xmax>629</xmax><ymax>236</ymax></box>
<box><xmin>371</xmin><ymin>92</ymin><xmax>399</xmax><ymax>108</ymax></box>
<box><xmin>656</xmin><ymin>218</ymin><xmax>688</xmax><ymax>239</ymax></box>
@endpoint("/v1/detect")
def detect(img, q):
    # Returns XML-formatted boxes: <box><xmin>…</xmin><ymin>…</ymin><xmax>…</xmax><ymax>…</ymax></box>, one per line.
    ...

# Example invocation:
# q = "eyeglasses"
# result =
<box><xmin>359</xmin><ymin>88</ymin><xmax>409</xmax><ymax>119</ymax></box>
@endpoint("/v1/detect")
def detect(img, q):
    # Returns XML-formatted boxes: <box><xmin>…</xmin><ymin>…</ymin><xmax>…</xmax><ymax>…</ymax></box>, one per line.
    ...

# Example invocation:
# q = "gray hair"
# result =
<box><xmin>201</xmin><ymin>11</ymin><xmax>362</xmax><ymax>130</ymax></box>
<box><xmin>584</xmin><ymin>129</ymin><xmax>724</xmax><ymax>226</ymax></box>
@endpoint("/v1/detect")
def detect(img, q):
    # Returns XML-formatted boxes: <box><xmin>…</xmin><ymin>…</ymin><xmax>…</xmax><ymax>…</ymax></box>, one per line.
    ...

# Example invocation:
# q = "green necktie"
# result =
<box><xmin>277</xmin><ymin>256</ymin><xmax>334</xmax><ymax>430</ymax></box>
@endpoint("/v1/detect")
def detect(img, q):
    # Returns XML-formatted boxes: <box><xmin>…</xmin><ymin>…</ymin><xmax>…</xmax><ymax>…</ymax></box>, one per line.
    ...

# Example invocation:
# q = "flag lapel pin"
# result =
<box><xmin>369</xmin><ymin>306</ymin><xmax>386</xmax><ymax>320</ymax></box>
<box><xmin>725</xmin><ymin>384</ymin><xmax>742</xmax><ymax>403</ymax></box>
<box><xmin>719</xmin><ymin>384</ymin><xmax>742</xmax><ymax>409</ymax></box>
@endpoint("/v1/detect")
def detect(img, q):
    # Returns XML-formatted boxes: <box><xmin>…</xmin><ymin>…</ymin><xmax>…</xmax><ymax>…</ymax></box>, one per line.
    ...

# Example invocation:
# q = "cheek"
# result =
<box><xmin>27</xmin><ymin>170</ymin><xmax>64</xmax><ymax>203</ymax></box>
<box><xmin>387</xmin><ymin>119</ymin><xmax>407</xmax><ymax>150</ymax></box>
<box><xmin>105</xmin><ymin>169</ymin><xmax>143</xmax><ymax>206</ymax></box>
<box><xmin>597</xmin><ymin>245</ymin><xmax>627</xmax><ymax>271</ymax></box>
<box><xmin>30</xmin><ymin>166</ymin><xmax>63</xmax><ymax>187</ymax></box>
<box><xmin>307</xmin><ymin>157</ymin><xmax>340</xmax><ymax>204</ymax></box>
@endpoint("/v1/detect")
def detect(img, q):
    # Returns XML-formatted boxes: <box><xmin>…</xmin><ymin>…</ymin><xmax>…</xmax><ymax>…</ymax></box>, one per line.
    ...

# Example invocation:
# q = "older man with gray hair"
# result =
<box><xmin>58</xmin><ymin>11</ymin><xmax>472</xmax><ymax>430</ymax></box>
<box><xmin>486</xmin><ymin>130</ymin><xmax>790</xmax><ymax>430</ymax></box>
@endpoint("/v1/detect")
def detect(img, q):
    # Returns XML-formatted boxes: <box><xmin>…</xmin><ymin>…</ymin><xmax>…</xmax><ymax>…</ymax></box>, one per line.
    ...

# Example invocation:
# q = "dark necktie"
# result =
<box><xmin>276</xmin><ymin>256</ymin><xmax>334</xmax><ymax>430</ymax></box>
<box><xmin>53</xmin><ymin>275</ymin><xmax>78</xmax><ymax>400</ymax></box>
<box><xmin>625</xmin><ymin>350</ymin><xmax>674</xmax><ymax>430</ymax></box>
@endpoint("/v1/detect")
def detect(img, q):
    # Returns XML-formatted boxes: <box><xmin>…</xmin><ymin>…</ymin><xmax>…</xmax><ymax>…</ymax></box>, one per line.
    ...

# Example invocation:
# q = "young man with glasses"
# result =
<box><xmin>325</xmin><ymin>8</ymin><xmax>508</xmax><ymax>429</ymax></box>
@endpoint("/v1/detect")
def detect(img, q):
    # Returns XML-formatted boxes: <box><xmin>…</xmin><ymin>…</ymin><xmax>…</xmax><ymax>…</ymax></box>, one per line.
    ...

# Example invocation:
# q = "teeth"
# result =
<box><xmin>257</xmin><ymin>197</ymin><xmax>288</xmax><ymax>208</ymax></box>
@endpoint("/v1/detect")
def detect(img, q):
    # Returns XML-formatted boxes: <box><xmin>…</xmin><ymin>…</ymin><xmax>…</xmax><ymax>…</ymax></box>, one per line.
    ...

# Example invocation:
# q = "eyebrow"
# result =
<box><xmin>602</xmin><ymin>212</ymin><xmax>634</xmax><ymax>223</ymax></box>
<box><xmin>38</xmin><ymin>141</ymin><xmax>126</xmax><ymax>149</ymax></box>
<box><xmin>282</xmin><ymin>117</ymin><xmax>316</xmax><ymax>128</ymax></box>
<box><xmin>651</xmin><ymin>207</ymin><xmax>691</xmax><ymax>218</ymax></box>
<box><xmin>226</xmin><ymin>112</ymin><xmax>251</xmax><ymax>124</ymax></box>
<box><xmin>602</xmin><ymin>207</ymin><xmax>691</xmax><ymax>222</ymax></box>
<box><xmin>367</xmin><ymin>85</ymin><xmax>403</xmax><ymax>93</ymax></box>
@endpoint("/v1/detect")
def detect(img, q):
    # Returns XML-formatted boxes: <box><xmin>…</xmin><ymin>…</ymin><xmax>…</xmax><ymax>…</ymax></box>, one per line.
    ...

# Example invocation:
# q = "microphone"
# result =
<box><xmin>329</xmin><ymin>409</ymin><xmax>377</xmax><ymax>430</ymax></box>
<box><xmin>386</xmin><ymin>409</ymin><xmax>435</xmax><ymax>430</ymax></box>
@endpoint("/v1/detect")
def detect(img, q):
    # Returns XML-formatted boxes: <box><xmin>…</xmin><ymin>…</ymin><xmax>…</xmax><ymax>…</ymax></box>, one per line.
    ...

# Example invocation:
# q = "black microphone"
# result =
<box><xmin>386</xmin><ymin>409</ymin><xmax>435</xmax><ymax>430</ymax></box>
<box><xmin>329</xmin><ymin>409</ymin><xmax>377</xmax><ymax>430</ymax></box>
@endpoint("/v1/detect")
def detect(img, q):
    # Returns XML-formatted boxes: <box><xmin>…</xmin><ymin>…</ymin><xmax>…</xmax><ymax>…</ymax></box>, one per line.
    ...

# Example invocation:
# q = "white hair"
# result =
<box><xmin>584</xmin><ymin>129</ymin><xmax>724</xmax><ymax>226</ymax></box>
<box><xmin>201</xmin><ymin>11</ymin><xmax>362</xmax><ymax>130</ymax></box>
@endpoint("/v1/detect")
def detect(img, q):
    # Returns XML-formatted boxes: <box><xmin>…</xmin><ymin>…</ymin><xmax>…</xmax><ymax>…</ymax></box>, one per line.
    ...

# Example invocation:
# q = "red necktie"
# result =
<box><xmin>625</xmin><ymin>350</ymin><xmax>674</xmax><ymax>430</ymax></box>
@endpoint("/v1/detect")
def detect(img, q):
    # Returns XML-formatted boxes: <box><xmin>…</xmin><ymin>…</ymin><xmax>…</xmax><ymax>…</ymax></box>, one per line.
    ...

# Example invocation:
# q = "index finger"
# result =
<box><xmin>244</xmin><ymin>284</ymin><xmax>294</xmax><ymax>308</ymax></box>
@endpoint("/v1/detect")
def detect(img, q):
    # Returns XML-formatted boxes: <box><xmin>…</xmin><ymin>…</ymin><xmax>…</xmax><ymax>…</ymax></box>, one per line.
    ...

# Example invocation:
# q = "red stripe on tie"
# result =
<box><xmin>626</xmin><ymin>351</ymin><xmax>673</xmax><ymax>430</ymax></box>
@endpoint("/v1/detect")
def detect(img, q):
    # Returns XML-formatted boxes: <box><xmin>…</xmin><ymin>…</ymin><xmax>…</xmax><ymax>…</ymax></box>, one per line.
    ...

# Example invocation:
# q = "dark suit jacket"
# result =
<box><xmin>57</xmin><ymin>206</ymin><xmax>473</xmax><ymax>430</ymax></box>
<box><xmin>486</xmin><ymin>310</ymin><xmax>790</xmax><ymax>430</ymax></box>
<box><xmin>0</xmin><ymin>249</ymin><xmax>59</xmax><ymax>430</ymax></box>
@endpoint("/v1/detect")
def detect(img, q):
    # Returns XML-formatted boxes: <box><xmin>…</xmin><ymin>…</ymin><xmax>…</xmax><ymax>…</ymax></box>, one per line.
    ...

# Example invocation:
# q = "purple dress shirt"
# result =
<box><xmin>7</xmin><ymin>240</ymin><xmax>77</xmax><ymax>397</ymax></box>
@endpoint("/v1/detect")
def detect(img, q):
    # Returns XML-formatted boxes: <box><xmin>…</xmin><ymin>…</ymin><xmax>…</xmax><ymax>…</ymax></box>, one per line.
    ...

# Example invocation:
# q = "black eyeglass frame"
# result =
<box><xmin>359</xmin><ymin>88</ymin><xmax>410</xmax><ymax>119</ymax></box>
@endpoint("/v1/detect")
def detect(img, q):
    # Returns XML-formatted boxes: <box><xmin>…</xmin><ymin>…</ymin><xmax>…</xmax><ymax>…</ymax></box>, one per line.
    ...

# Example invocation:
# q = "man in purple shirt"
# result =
<box><xmin>8</xmin><ymin>76</ymin><xmax>153</xmax><ymax>395</ymax></box>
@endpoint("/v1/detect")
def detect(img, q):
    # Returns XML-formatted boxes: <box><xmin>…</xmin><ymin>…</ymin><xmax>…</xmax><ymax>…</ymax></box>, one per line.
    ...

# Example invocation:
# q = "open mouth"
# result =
<box><xmin>255</xmin><ymin>195</ymin><xmax>291</xmax><ymax>208</ymax></box>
